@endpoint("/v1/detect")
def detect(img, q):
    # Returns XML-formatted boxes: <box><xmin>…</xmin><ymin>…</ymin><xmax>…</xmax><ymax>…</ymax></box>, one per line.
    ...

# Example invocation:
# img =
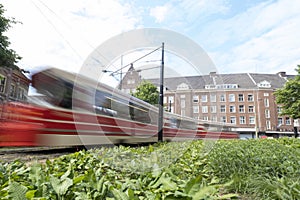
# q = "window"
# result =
<box><xmin>193</xmin><ymin>106</ymin><xmax>199</xmax><ymax>113</ymax></box>
<box><xmin>210</xmin><ymin>94</ymin><xmax>216</xmax><ymax>102</ymax></box>
<box><xmin>220</xmin><ymin>105</ymin><xmax>226</xmax><ymax>113</ymax></box>
<box><xmin>193</xmin><ymin>95</ymin><xmax>199</xmax><ymax>103</ymax></box>
<box><xmin>265</xmin><ymin>109</ymin><xmax>270</xmax><ymax>118</ymax></box>
<box><xmin>127</xmin><ymin>79</ymin><xmax>135</xmax><ymax>84</ymax></box>
<box><xmin>278</xmin><ymin>118</ymin><xmax>283</xmax><ymax>126</ymax></box>
<box><xmin>220</xmin><ymin>116</ymin><xmax>226</xmax><ymax>123</ymax></box>
<box><xmin>286</xmin><ymin>117</ymin><xmax>291</xmax><ymax>125</ymax></box>
<box><xmin>10</xmin><ymin>84</ymin><xmax>15</xmax><ymax>97</ymax></box>
<box><xmin>202</xmin><ymin>106</ymin><xmax>208</xmax><ymax>113</ymax></box>
<box><xmin>211</xmin><ymin>116</ymin><xmax>217</xmax><ymax>122</ymax></box>
<box><xmin>264</xmin><ymin>98</ymin><xmax>269</xmax><ymax>107</ymax></box>
<box><xmin>201</xmin><ymin>95</ymin><xmax>207</xmax><ymax>102</ymax></box>
<box><xmin>230</xmin><ymin>116</ymin><xmax>236</xmax><ymax>124</ymax></box>
<box><xmin>238</xmin><ymin>94</ymin><xmax>244</xmax><ymax>102</ymax></box>
<box><xmin>239</xmin><ymin>105</ymin><xmax>245</xmax><ymax>113</ymax></box>
<box><xmin>210</xmin><ymin>105</ymin><xmax>217</xmax><ymax>113</ymax></box>
<box><xmin>249</xmin><ymin>116</ymin><xmax>255</xmax><ymax>124</ymax></box>
<box><xmin>169</xmin><ymin>106</ymin><xmax>174</xmax><ymax>113</ymax></box>
<box><xmin>164</xmin><ymin>96</ymin><xmax>167</xmax><ymax>104</ymax></box>
<box><xmin>229</xmin><ymin>105</ymin><xmax>236</xmax><ymax>113</ymax></box>
<box><xmin>264</xmin><ymin>93</ymin><xmax>269</xmax><ymax>96</ymax></box>
<box><xmin>266</xmin><ymin>120</ymin><xmax>271</xmax><ymax>130</ymax></box>
<box><xmin>248</xmin><ymin>105</ymin><xmax>254</xmax><ymax>113</ymax></box>
<box><xmin>248</xmin><ymin>94</ymin><xmax>253</xmax><ymax>101</ymax></box>
<box><xmin>220</xmin><ymin>94</ymin><xmax>226</xmax><ymax>102</ymax></box>
<box><xmin>277</xmin><ymin>106</ymin><xmax>282</xmax><ymax>114</ymax></box>
<box><xmin>169</xmin><ymin>96</ymin><xmax>174</xmax><ymax>103</ymax></box>
<box><xmin>0</xmin><ymin>74</ymin><xmax>6</xmax><ymax>93</ymax></box>
<box><xmin>181</xmin><ymin>99</ymin><xmax>185</xmax><ymax>108</ymax></box>
<box><xmin>240</xmin><ymin>116</ymin><xmax>246</xmax><ymax>124</ymax></box>
<box><xmin>229</xmin><ymin>94</ymin><xmax>235</xmax><ymax>102</ymax></box>
<box><xmin>203</xmin><ymin>116</ymin><xmax>209</xmax><ymax>121</ymax></box>
<box><xmin>19</xmin><ymin>88</ymin><xmax>26</xmax><ymax>100</ymax></box>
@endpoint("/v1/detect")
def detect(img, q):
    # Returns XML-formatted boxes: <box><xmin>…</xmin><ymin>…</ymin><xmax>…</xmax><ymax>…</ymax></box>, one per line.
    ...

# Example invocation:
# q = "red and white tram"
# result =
<box><xmin>0</xmin><ymin>68</ymin><xmax>239</xmax><ymax>147</ymax></box>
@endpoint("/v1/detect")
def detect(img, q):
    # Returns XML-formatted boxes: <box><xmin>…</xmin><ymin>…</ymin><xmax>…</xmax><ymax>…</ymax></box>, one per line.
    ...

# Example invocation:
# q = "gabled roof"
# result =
<box><xmin>146</xmin><ymin>72</ymin><xmax>293</xmax><ymax>90</ymax></box>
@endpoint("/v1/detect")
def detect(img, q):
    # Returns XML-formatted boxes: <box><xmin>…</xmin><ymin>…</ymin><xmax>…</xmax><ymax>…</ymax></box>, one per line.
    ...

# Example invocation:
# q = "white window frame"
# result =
<box><xmin>210</xmin><ymin>94</ymin><xmax>216</xmax><ymax>102</ymax></box>
<box><xmin>202</xmin><ymin>106</ymin><xmax>208</xmax><ymax>113</ymax></box>
<box><xmin>193</xmin><ymin>95</ymin><xmax>199</xmax><ymax>103</ymax></box>
<box><xmin>229</xmin><ymin>94</ymin><xmax>235</xmax><ymax>102</ymax></box>
<box><xmin>193</xmin><ymin>106</ymin><xmax>199</xmax><ymax>113</ymax></box>
<box><xmin>201</xmin><ymin>95</ymin><xmax>207</xmax><ymax>102</ymax></box>
<box><xmin>249</xmin><ymin>116</ymin><xmax>255</xmax><ymax>124</ymax></box>
<box><xmin>240</xmin><ymin>116</ymin><xmax>246</xmax><ymax>124</ymax></box>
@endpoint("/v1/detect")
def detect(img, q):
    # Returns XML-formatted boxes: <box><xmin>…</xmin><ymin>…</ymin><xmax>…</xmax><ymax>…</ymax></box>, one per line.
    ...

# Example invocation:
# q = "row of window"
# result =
<box><xmin>165</xmin><ymin>93</ymin><xmax>270</xmax><ymax>106</ymax></box>
<box><xmin>198</xmin><ymin>115</ymin><xmax>291</xmax><ymax>127</ymax></box>
<box><xmin>193</xmin><ymin>94</ymin><xmax>256</xmax><ymax>103</ymax></box>
<box><xmin>200</xmin><ymin>115</ymin><xmax>255</xmax><ymax>124</ymax></box>
<box><xmin>0</xmin><ymin>74</ymin><xmax>27</xmax><ymax>100</ymax></box>
<box><xmin>193</xmin><ymin>106</ymin><xmax>272</xmax><ymax>120</ymax></box>
<box><xmin>192</xmin><ymin>105</ymin><xmax>265</xmax><ymax>114</ymax></box>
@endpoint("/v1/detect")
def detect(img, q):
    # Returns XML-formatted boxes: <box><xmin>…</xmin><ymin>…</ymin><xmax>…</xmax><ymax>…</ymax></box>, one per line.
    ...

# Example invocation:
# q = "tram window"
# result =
<box><xmin>170</xmin><ymin>118</ymin><xmax>179</xmax><ymax>128</ymax></box>
<box><xmin>95</xmin><ymin>91</ymin><xmax>112</xmax><ymax>109</ymax></box>
<box><xmin>180</xmin><ymin>119</ymin><xmax>197</xmax><ymax>130</ymax></box>
<box><xmin>58</xmin><ymin>82</ymin><xmax>73</xmax><ymax>109</ymax></box>
<box><xmin>110</xmin><ymin>96</ymin><xmax>130</xmax><ymax>119</ymax></box>
<box><xmin>129</xmin><ymin>101</ymin><xmax>151</xmax><ymax>123</ymax></box>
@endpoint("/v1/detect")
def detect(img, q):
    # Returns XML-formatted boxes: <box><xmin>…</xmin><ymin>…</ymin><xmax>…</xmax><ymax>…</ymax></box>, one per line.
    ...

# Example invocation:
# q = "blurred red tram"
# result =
<box><xmin>0</xmin><ymin>68</ymin><xmax>239</xmax><ymax>147</ymax></box>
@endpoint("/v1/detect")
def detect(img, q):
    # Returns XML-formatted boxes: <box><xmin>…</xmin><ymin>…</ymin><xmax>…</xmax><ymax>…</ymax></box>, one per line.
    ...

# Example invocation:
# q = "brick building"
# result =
<box><xmin>0</xmin><ymin>67</ymin><xmax>30</xmax><ymax>102</ymax></box>
<box><xmin>120</xmin><ymin>67</ymin><xmax>296</xmax><ymax>138</ymax></box>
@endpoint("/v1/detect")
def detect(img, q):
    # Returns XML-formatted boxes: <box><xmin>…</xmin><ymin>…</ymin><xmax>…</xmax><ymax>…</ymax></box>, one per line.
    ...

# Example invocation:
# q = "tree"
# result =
<box><xmin>0</xmin><ymin>4</ymin><xmax>21</xmax><ymax>69</ymax></box>
<box><xmin>274</xmin><ymin>65</ymin><xmax>300</xmax><ymax>119</ymax></box>
<box><xmin>132</xmin><ymin>80</ymin><xmax>159</xmax><ymax>105</ymax></box>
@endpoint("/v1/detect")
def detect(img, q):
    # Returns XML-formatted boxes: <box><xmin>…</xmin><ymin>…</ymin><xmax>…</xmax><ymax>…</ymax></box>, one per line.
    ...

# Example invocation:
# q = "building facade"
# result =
<box><xmin>0</xmin><ymin>67</ymin><xmax>30</xmax><ymax>102</ymax></box>
<box><xmin>121</xmin><ymin>68</ymin><xmax>295</xmax><ymax>138</ymax></box>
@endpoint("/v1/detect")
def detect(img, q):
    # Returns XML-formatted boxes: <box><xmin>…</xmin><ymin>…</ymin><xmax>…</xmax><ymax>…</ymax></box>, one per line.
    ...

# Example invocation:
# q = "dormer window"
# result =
<box><xmin>177</xmin><ymin>83</ymin><xmax>189</xmax><ymax>90</ymax></box>
<box><xmin>257</xmin><ymin>80</ymin><xmax>271</xmax><ymax>88</ymax></box>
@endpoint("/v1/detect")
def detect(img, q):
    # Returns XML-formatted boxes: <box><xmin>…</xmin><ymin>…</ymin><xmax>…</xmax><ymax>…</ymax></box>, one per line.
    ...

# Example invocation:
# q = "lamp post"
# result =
<box><xmin>102</xmin><ymin>43</ymin><xmax>165</xmax><ymax>142</ymax></box>
<box><xmin>158</xmin><ymin>42</ymin><xmax>164</xmax><ymax>142</ymax></box>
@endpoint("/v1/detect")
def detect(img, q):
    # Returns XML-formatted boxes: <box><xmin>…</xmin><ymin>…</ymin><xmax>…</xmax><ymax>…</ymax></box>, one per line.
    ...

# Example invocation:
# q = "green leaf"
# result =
<box><xmin>8</xmin><ymin>181</ymin><xmax>28</xmax><ymax>200</ymax></box>
<box><xmin>50</xmin><ymin>175</ymin><xmax>73</xmax><ymax>196</ymax></box>
<box><xmin>25</xmin><ymin>190</ymin><xmax>36</xmax><ymax>199</ymax></box>
<box><xmin>192</xmin><ymin>185</ymin><xmax>217</xmax><ymax>200</ymax></box>
<box><xmin>110</xmin><ymin>186</ymin><xmax>129</xmax><ymax>200</ymax></box>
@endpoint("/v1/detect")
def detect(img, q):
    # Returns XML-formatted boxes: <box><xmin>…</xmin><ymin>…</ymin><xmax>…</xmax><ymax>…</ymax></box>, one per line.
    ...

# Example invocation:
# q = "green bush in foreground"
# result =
<box><xmin>205</xmin><ymin>138</ymin><xmax>300</xmax><ymax>199</ymax></box>
<box><xmin>0</xmin><ymin>138</ymin><xmax>299</xmax><ymax>199</ymax></box>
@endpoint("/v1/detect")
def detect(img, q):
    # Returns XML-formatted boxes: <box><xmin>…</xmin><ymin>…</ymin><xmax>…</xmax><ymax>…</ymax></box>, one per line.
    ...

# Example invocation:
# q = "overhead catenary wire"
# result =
<box><xmin>31</xmin><ymin>0</ymin><xmax>117</xmax><ymax>69</ymax></box>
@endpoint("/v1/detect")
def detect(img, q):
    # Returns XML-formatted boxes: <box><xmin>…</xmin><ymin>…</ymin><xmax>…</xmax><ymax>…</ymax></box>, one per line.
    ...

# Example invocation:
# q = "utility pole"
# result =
<box><xmin>158</xmin><ymin>42</ymin><xmax>164</xmax><ymax>142</ymax></box>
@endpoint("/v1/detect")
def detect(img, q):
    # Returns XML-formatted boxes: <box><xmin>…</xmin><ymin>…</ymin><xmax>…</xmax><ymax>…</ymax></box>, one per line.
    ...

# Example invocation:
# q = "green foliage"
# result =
<box><xmin>0</xmin><ymin>138</ymin><xmax>300</xmax><ymax>199</ymax></box>
<box><xmin>132</xmin><ymin>80</ymin><xmax>159</xmax><ymax>105</ymax></box>
<box><xmin>0</xmin><ymin>4</ymin><xmax>21</xmax><ymax>69</ymax></box>
<box><xmin>275</xmin><ymin>65</ymin><xmax>300</xmax><ymax>119</ymax></box>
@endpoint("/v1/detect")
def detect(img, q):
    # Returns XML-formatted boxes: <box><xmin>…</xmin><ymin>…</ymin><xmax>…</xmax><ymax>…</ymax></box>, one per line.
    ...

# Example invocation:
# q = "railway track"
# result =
<box><xmin>0</xmin><ymin>146</ymin><xmax>80</xmax><ymax>163</ymax></box>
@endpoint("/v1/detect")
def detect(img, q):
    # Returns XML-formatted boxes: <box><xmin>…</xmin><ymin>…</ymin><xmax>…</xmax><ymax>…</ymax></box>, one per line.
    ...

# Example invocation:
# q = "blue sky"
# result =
<box><xmin>1</xmin><ymin>0</ymin><xmax>300</xmax><ymax>75</ymax></box>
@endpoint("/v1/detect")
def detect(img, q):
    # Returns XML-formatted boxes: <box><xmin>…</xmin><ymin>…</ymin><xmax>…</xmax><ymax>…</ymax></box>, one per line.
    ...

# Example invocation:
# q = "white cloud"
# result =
<box><xmin>149</xmin><ymin>0</ymin><xmax>229</xmax><ymax>28</ymax></box>
<box><xmin>1</xmin><ymin>0</ymin><xmax>140</xmax><ymax>73</ymax></box>
<box><xmin>150</xmin><ymin>5</ymin><xmax>170</xmax><ymax>23</ymax></box>
<box><xmin>205</xmin><ymin>0</ymin><xmax>300</xmax><ymax>75</ymax></box>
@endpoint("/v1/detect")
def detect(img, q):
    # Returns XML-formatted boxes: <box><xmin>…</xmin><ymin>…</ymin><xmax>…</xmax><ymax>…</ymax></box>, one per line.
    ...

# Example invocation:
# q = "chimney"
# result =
<box><xmin>209</xmin><ymin>71</ymin><xmax>217</xmax><ymax>77</ymax></box>
<box><xmin>277</xmin><ymin>71</ymin><xmax>286</xmax><ymax>77</ymax></box>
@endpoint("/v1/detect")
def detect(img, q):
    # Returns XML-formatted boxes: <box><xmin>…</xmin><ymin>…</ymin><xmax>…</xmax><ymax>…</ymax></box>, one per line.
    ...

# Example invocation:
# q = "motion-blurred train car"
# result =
<box><xmin>0</xmin><ymin>68</ymin><xmax>239</xmax><ymax>147</ymax></box>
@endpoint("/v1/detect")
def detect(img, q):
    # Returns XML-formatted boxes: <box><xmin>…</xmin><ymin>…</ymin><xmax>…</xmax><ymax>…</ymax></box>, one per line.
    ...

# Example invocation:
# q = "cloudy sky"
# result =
<box><xmin>1</xmin><ymin>0</ymin><xmax>300</xmax><ymax>76</ymax></box>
